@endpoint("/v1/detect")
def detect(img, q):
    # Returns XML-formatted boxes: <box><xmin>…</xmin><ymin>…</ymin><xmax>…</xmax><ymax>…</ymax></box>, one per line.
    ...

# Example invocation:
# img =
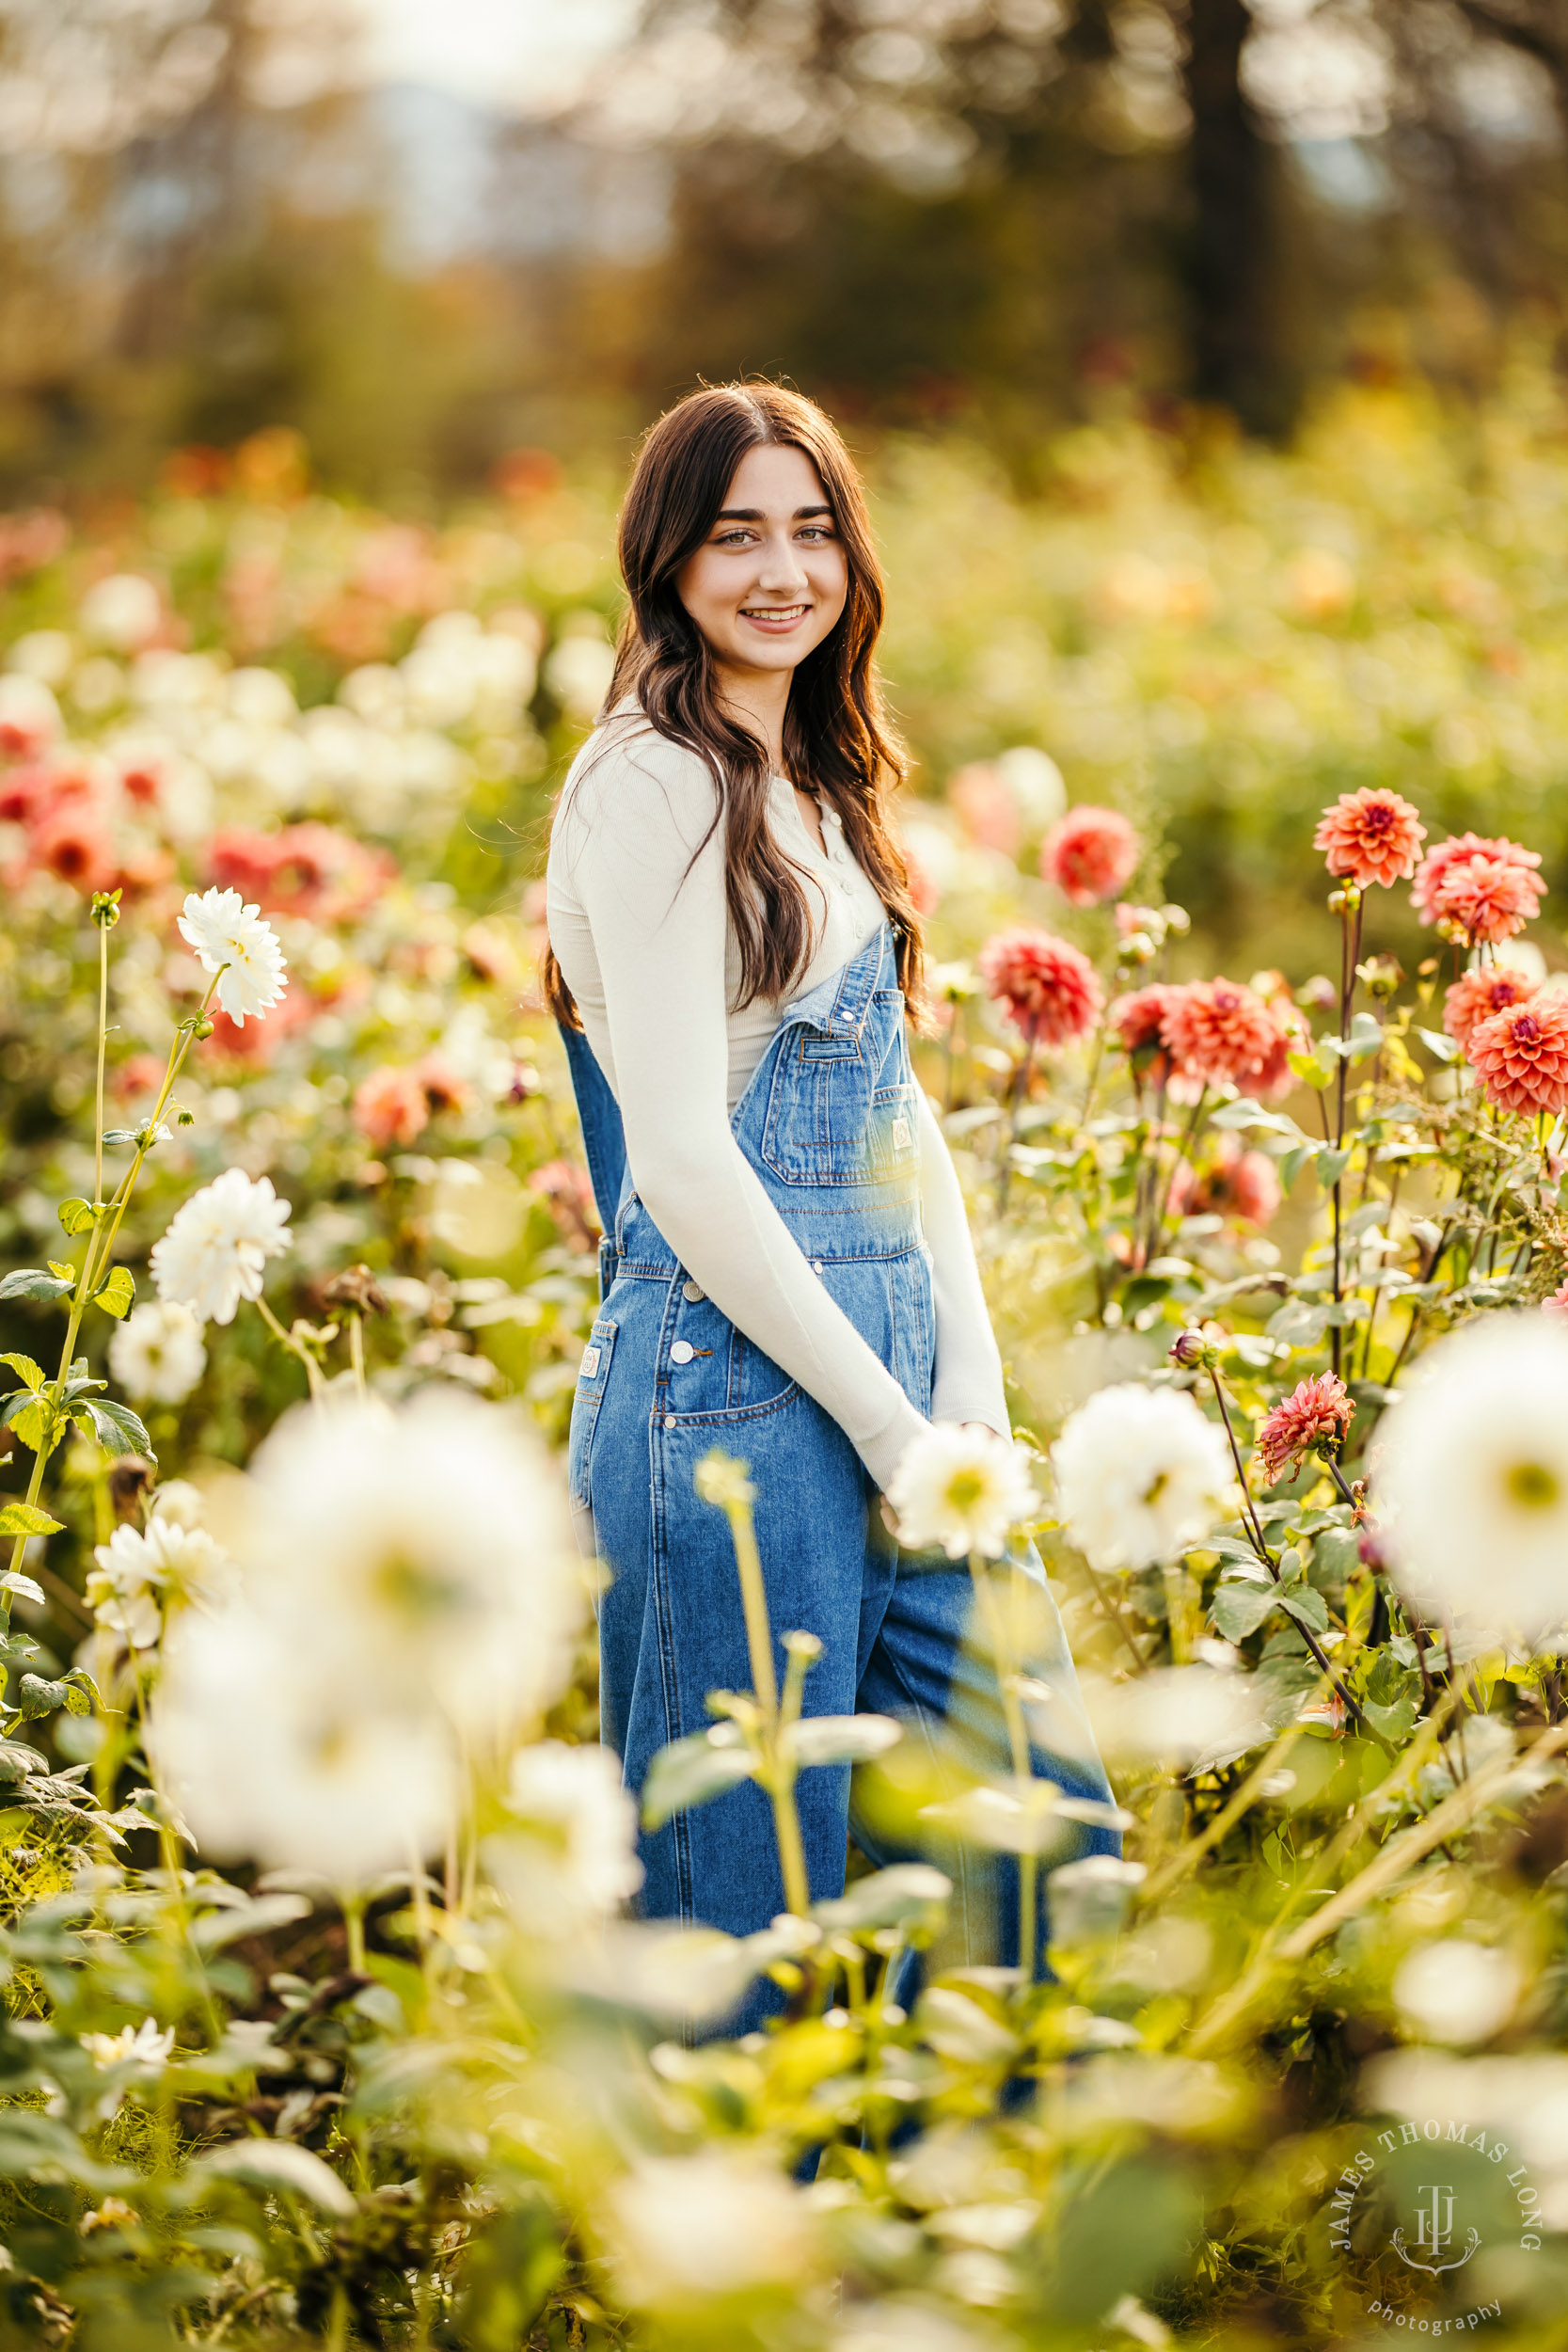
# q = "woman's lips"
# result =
<box><xmin>739</xmin><ymin>604</ymin><xmax>809</xmax><ymax>630</ymax></box>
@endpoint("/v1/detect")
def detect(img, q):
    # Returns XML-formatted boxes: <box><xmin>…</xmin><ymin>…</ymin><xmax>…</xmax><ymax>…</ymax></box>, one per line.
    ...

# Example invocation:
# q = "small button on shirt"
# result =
<box><xmin>669</xmin><ymin>1340</ymin><xmax>696</xmax><ymax>1365</ymax></box>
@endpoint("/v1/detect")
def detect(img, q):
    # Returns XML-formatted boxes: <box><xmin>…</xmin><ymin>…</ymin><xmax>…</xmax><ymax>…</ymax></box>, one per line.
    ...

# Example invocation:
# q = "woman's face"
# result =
<box><xmin>674</xmin><ymin>443</ymin><xmax>849</xmax><ymax>681</ymax></box>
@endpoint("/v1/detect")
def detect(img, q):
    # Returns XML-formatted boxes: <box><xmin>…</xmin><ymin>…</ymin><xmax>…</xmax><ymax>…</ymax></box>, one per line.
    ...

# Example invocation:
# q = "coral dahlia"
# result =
<box><xmin>1466</xmin><ymin>993</ymin><xmax>1568</xmax><ymax>1118</ymax></box>
<box><xmin>1041</xmin><ymin>804</ymin><xmax>1141</xmax><ymax>905</ymax></box>
<box><xmin>978</xmin><ymin>928</ymin><xmax>1103</xmax><ymax>1045</ymax></box>
<box><xmin>1443</xmin><ymin>965</ymin><xmax>1535</xmax><ymax>1053</ymax></box>
<box><xmin>1411</xmin><ymin>831</ymin><xmax>1543</xmax><ymax>925</ymax></box>
<box><xmin>1429</xmin><ymin>852</ymin><xmax>1546</xmax><ymax>946</ymax></box>
<box><xmin>1313</xmin><ymin>787</ymin><xmax>1426</xmax><ymax>890</ymax></box>
<box><xmin>1256</xmin><ymin>1372</ymin><xmax>1354</xmax><ymax>1487</ymax></box>
<box><xmin>1109</xmin><ymin>982</ymin><xmax>1180</xmax><ymax>1085</ymax></box>
<box><xmin>1160</xmin><ymin>977</ymin><xmax>1279</xmax><ymax>1092</ymax></box>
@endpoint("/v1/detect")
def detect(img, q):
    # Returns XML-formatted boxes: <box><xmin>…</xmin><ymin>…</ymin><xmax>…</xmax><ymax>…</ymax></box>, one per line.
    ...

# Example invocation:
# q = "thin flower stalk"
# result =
<box><xmin>967</xmin><ymin>1552</ymin><xmax>1038</xmax><ymax>1982</ymax></box>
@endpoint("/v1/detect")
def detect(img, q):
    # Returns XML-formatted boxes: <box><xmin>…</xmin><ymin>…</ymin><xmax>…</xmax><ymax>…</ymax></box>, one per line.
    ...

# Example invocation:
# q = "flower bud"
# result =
<box><xmin>90</xmin><ymin>889</ymin><xmax>122</xmax><ymax>929</ymax></box>
<box><xmin>1161</xmin><ymin>903</ymin><xmax>1191</xmax><ymax>935</ymax></box>
<box><xmin>1168</xmin><ymin>1328</ymin><xmax>1213</xmax><ymax>1371</ymax></box>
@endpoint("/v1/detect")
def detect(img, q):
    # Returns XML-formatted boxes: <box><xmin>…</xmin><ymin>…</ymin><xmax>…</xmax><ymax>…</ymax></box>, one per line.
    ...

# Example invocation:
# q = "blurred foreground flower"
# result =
<box><xmin>176</xmin><ymin>886</ymin><xmax>287</xmax><ymax>1025</ymax></box>
<box><xmin>237</xmin><ymin>1390</ymin><xmax>579</xmax><ymax>1734</ymax></box>
<box><xmin>1051</xmin><ymin>1384</ymin><xmax>1236</xmax><ymax>1571</ymax></box>
<box><xmin>1256</xmin><ymin>1372</ymin><xmax>1354</xmax><ymax>1486</ymax></box>
<box><xmin>1078</xmin><ymin>1664</ymin><xmax>1268</xmax><ymax>1772</ymax></box>
<box><xmin>888</xmin><ymin>1423</ymin><xmax>1037</xmax><ymax>1559</ymax></box>
<box><xmin>1040</xmin><ymin>803</ymin><xmax>1139</xmax><ymax>904</ymax></box>
<box><xmin>150</xmin><ymin>1168</ymin><xmax>292</xmax><ymax>1325</ymax></box>
<box><xmin>978</xmin><ymin>927</ymin><xmax>1102</xmax><ymax>1045</ymax></box>
<box><xmin>107</xmin><ymin>1299</ymin><xmax>206</xmax><ymax>1403</ymax></box>
<box><xmin>1374</xmin><ymin>1314</ymin><xmax>1568</xmax><ymax>1650</ymax></box>
<box><xmin>154</xmin><ymin>1599</ymin><xmax>458</xmax><ymax>1883</ymax></box>
<box><xmin>499</xmin><ymin>1740</ymin><xmax>643</xmax><ymax>1931</ymax></box>
<box><xmin>1393</xmin><ymin>1938</ymin><xmax>1521</xmax><ymax>2047</ymax></box>
<box><xmin>1159</xmin><ymin>977</ymin><xmax>1284</xmax><ymax>1095</ymax></box>
<box><xmin>600</xmin><ymin>2152</ymin><xmax>818</xmax><ymax>2312</ymax></box>
<box><xmin>1313</xmin><ymin>787</ymin><xmax>1425</xmax><ymax>889</ymax></box>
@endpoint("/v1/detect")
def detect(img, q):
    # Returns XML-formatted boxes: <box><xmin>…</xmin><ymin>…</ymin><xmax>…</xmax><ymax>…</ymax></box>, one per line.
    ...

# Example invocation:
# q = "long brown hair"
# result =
<box><xmin>545</xmin><ymin>381</ymin><xmax>925</xmax><ymax>1027</ymax></box>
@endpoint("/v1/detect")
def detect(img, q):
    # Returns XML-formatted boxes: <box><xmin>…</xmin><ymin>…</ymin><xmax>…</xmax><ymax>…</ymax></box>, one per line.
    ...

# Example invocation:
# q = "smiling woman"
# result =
<box><xmin>540</xmin><ymin>381</ymin><xmax>1115</xmax><ymax>2013</ymax></box>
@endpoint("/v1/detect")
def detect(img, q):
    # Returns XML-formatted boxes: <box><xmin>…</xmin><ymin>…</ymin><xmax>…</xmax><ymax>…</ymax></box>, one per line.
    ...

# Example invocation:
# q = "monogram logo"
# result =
<box><xmin>1391</xmin><ymin>2184</ymin><xmax>1479</xmax><ymax>2277</ymax></box>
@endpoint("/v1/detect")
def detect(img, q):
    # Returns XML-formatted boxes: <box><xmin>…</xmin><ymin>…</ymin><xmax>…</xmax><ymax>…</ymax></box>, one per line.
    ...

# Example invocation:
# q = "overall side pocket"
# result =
<box><xmin>567</xmin><ymin>1316</ymin><xmax>618</xmax><ymax>1551</ymax></box>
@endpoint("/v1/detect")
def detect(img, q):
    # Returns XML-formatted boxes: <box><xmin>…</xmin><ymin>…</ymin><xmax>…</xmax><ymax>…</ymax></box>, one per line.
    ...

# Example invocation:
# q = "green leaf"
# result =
<box><xmin>197</xmin><ymin>2138</ymin><xmax>356</xmax><ymax>2218</ymax></box>
<box><xmin>92</xmin><ymin>1265</ymin><xmax>135</xmax><ymax>1321</ymax></box>
<box><xmin>641</xmin><ymin>1727</ymin><xmax>758</xmax><ymax>1829</ymax></box>
<box><xmin>1211</xmin><ymin>1097</ymin><xmax>1301</xmax><ymax>1136</ymax></box>
<box><xmin>1280</xmin><ymin>1585</ymin><xmax>1331</xmax><ymax>1635</ymax></box>
<box><xmin>0</xmin><ymin>1269</ymin><xmax>73</xmax><ymax>1304</ymax></box>
<box><xmin>1</xmin><ymin>1393</ymin><xmax>54</xmax><ymax>1454</ymax></box>
<box><xmin>0</xmin><ymin>1356</ymin><xmax>44</xmax><ymax>1393</ymax></box>
<box><xmin>0</xmin><ymin>1572</ymin><xmax>45</xmax><ymax>1607</ymax></box>
<box><xmin>0</xmin><ymin>1504</ymin><xmax>62</xmax><ymax>1540</ymax></box>
<box><xmin>1287</xmin><ymin>1051</ymin><xmax>1334</xmax><ymax>1092</ymax></box>
<box><xmin>1416</xmin><ymin>1026</ymin><xmax>1460</xmax><ymax>1064</ymax></box>
<box><xmin>45</xmin><ymin>1262</ymin><xmax>76</xmax><ymax>1282</ymax></box>
<box><xmin>784</xmin><ymin>1714</ymin><xmax>902</xmax><ymax>1769</ymax></box>
<box><xmin>813</xmin><ymin>1862</ymin><xmax>953</xmax><ymax>1933</ymax></box>
<box><xmin>1346</xmin><ymin>1010</ymin><xmax>1386</xmax><ymax>1063</ymax></box>
<box><xmin>1361</xmin><ymin>1693</ymin><xmax>1420</xmax><ymax>1742</ymax></box>
<box><xmin>1278</xmin><ymin>1142</ymin><xmax>1315</xmax><ymax>1191</ymax></box>
<box><xmin>72</xmin><ymin>1396</ymin><xmax>153</xmax><ymax>1461</ymax></box>
<box><xmin>0</xmin><ymin>1742</ymin><xmax>43</xmax><ymax>1784</ymax></box>
<box><xmin>1313</xmin><ymin>1146</ymin><xmax>1351</xmax><ymax>1190</ymax></box>
<box><xmin>1211</xmin><ymin>1581</ymin><xmax>1281</xmax><ymax>1642</ymax></box>
<box><xmin>100</xmin><ymin>1128</ymin><xmax>139</xmax><ymax>1147</ymax></box>
<box><xmin>14</xmin><ymin>1676</ymin><xmax>87</xmax><ymax>1721</ymax></box>
<box><xmin>56</xmin><ymin>1199</ymin><xmax>99</xmax><ymax>1237</ymax></box>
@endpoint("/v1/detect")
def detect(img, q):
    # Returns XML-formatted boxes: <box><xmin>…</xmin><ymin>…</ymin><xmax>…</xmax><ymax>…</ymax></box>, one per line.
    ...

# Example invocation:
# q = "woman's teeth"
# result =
<box><xmin>742</xmin><ymin>604</ymin><xmax>807</xmax><ymax>620</ymax></box>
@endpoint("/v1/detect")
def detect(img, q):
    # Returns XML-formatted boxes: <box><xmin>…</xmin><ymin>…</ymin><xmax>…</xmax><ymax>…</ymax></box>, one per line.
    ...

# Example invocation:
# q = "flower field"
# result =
<box><xmin>4</xmin><ymin>381</ymin><xmax>1568</xmax><ymax>2347</ymax></box>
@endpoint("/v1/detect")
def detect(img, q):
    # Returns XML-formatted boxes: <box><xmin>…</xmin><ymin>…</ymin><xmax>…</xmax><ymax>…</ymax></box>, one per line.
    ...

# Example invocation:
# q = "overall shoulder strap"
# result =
<box><xmin>558</xmin><ymin>1023</ymin><xmax>628</xmax><ymax>1238</ymax></box>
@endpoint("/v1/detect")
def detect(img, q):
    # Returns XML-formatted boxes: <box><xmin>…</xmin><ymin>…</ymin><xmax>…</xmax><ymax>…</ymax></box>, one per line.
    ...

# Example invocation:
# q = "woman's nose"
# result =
<box><xmin>753</xmin><ymin>532</ymin><xmax>809</xmax><ymax>591</ymax></box>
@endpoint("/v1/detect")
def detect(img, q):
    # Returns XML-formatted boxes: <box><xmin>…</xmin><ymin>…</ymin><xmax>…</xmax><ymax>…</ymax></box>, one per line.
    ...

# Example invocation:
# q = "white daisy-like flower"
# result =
<box><xmin>79</xmin><ymin>572</ymin><xmax>163</xmax><ymax>653</ymax></box>
<box><xmin>107</xmin><ymin>1299</ymin><xmax>207</xmax><ymax>1403</ymax></box>
<box><xmin>150</xmin><ymin>1168</ymin><xmax>291</xmax><ymax>1325</ymax></box>
<box><xmin>1051</xmin><ymin>1383</ymin><xmax>1237</xmax><ymax>1573</ymax></box>
<box><xmin>235</xmin><ymin>1390</ymin><xmax>581</xmax><ymax>1738</ymax></box>
<box><xmin>497</xmin><ymin>1740</ymin><xmax>643</xmax><ymax>1932</ymax></box>
<box><xmin>153</xmin><ymin>1599</ymin><xmax>457</xmax><ymax>1884</ymax></box>
<box><xmin>81</xmin><ymin>2016</ymin><xmax>176</xmax><ymax>2072</ymax></box>
<box><xmin>1372</xmin><ymin>1312</ymin><xmax>1568</xmax><ymax>1652</ymax></box>
<box><xmin>887</xmin><ymin>1423</ymin><xmax>1037</xmax><ymax>1559</ymax></box>
<box><xmin>176</xmin><ymin>886</ymin><xmax>287</xmax><ymax>1025</ymax></box>
<box><xmin>87</xmin><ymin>1515</ymin><xmax>230</xmax><ymax>1647</ymax></box>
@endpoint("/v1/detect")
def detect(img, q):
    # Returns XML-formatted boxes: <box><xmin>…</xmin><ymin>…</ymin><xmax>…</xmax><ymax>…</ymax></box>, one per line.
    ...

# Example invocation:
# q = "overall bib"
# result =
<box><xmin>562</xmin><ymin>924</ymin><xmax>1117</xmax><ymax>2014</ymax></box>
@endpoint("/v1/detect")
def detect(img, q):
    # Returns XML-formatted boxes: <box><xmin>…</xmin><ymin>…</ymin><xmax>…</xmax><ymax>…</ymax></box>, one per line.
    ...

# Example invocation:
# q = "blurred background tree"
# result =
<box><xmin>2</xmin><ymin>0</ymin><xmax>1568</xmax><ymax>492</ymax></box>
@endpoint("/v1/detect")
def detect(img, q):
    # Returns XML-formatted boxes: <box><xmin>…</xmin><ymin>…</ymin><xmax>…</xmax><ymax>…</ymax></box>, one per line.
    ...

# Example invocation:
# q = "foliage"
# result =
<box><xmin>3</xmin><ymin>394</ymin><xmax>1568</xmax><ymax>2347</ymax></box>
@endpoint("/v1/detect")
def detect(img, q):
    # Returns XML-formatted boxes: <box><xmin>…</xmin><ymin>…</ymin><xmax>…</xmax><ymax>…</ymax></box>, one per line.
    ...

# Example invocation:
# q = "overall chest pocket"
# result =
<box><xmin>759</xmin><ymin>1000</ymin><xmax>915</xmax><ymax>1187</ymax></box>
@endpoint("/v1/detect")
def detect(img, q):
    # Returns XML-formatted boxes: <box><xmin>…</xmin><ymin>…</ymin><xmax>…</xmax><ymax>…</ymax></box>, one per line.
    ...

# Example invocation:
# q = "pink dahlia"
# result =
<box><xmin>353</xmin><ymin>1065</ymin><xmax>431</xmax><ymax>1152</ymax></box>
<box><xmin>1110</xmin><ymin>982</ymin><xmax>1180</xmax><ymax>1085</ymax></box>
<box><xmin>978</xmin><ymin>928</ymin><xmax>1103</xmax><ymax>1046</ymax></box>
<box><xmin>1429</xmin><ymin>852</ymin><xmax>1546</xmax><ymax>946</ymax></box>
<box><xmin>1443</xmin><ymin>965</ymin><xmax>1535</xmax><ymax>1053</ymax></box>
<box><xmin>1160</xmin><ymin>977</ymin><xmax>1279</xmax><ymax>1092</ymax></box>
<box><xmin>1411</xmin><ymin>831</ymin><xmax>1542</xmax><ymax>925</ymax></box>
<box><xmin>1542</xmin><ymin>1279</ymin><xmax>1568</xmax><ymax>1322</ymax></box>
<box><xmin>1168</xmin><ymin>1134</ymin><xmax>1281</xmax><ymax>1228</ymax></box>
<box><xmin>1313</xmin><ymin>787</ymin><xmax>1426</xmax><ymax>890</ymax></box>
<box><xmin>1041</xmin><ymin>805</ymin><xmax>1140</xmax><ymax>905</ymax></box>
<box><xmin>1256</xmin><ymin>1373</ymin><xmax>1354</xmax><ymax>1486</ymax></box>
<box><xmin>1466</xmin><ymin>994</ymin><xmax>1568</xmax><ymax>1118</ymax></box>
<box><xmin>948</xmin><ymin>763</ymin><xmax>1022</xmax><ymax>857</ymax></box>
<box><xmin>27</xmin><ymin>800</ymin><xmax>118</xmax><ymax>895</ymax></box>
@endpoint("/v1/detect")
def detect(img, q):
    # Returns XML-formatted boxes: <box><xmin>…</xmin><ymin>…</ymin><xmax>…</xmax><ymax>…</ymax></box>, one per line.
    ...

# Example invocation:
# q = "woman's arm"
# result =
<box><xmin>914</xmin><ymin>1089</ymin><xmax>1010</xmax><ymax>1438</ymax></box>
<box><xmin>560</xmin><ymin>732</ymin><xmax>927</xmax><ymax>1493</ymax></box>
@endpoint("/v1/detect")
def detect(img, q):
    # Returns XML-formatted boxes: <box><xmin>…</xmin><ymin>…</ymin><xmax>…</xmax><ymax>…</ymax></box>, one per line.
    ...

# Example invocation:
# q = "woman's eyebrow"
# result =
<box><xmin>713</xmin><ymin>503</ymin><xmax>834</xmax><ymax>522</ymax></box>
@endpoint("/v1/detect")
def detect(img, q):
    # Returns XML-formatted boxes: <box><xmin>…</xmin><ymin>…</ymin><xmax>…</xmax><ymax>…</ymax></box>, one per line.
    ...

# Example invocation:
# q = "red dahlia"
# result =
<box><xmin>978</xmin><ymin>928</ymin><xmax>1103</xmax><ymax>1045</ymax></box>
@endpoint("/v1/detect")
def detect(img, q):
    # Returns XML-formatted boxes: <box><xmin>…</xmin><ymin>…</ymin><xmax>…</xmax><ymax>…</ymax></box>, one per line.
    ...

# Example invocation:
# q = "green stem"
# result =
<box><xmin>93</xmin><ymin>920</ymin><xmax>109</xmax><ymax>1212</ymax></box>
<box><xmin>968</xmin><ymin>1553</ymin><xmax>1037</xmax><ymax>1982</ymax></box>
<box><xmin>254</xmin><ymin>1295</ymin><xmax>325</xmax><ymax>1401</ymax></box>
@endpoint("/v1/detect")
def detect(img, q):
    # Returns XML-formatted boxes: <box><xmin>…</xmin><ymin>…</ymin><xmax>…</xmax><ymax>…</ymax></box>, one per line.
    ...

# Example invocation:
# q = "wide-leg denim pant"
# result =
<box><xmin>562</xmin><ymin>926</ymin><xmax>1116</xmax><ymax>2019</ymax></box>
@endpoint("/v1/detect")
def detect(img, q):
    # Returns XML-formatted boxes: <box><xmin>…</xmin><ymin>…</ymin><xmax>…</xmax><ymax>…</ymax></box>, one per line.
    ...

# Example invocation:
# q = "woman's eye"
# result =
<box><xmin>715</xmin><ymin>529</ymin><xmax>753</xmax><ymax>548</ymax></box>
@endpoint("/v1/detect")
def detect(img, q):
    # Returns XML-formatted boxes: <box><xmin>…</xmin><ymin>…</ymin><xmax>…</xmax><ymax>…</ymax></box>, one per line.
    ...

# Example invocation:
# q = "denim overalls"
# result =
<box><xmin>562</xmin><ymin>924</ymin><xmax>1116</xmax><ymax>2011</ymax></box>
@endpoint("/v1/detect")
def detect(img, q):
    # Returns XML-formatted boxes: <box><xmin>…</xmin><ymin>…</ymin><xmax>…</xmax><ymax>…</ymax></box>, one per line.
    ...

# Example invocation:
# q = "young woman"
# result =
<box><xmin>546</xmin><ymin>384</ymin><xmax>1113</xmax><ymax>2006</ymax></box>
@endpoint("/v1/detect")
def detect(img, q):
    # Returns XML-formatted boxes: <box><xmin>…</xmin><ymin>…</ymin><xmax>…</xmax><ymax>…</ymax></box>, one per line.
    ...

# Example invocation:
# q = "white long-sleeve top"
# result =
<box><xmin>545</xmin><ymin>708</ymin><xmax>1008</xmax><ymax>1493</ymax></box>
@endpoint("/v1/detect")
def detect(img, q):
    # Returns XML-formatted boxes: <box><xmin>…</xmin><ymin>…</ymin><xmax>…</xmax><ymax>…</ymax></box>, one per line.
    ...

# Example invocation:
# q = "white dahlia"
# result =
<box><xmin>87</xmin><ymin>1515</ymin><xmax>231</xmax><ymax>1647</ymax></box>
<box><xmin>497</xmin><ymin>1740</ymin><xmax>644</xmax><ymax>1931</ymax></box>
<box><xmin>1051</xmin><ymin>1382</ymin><xmax>1237</xmax><ymax>1572</ymax></box>
<box><xmin>600</xmin><ymin>2153</ymin><xmax>818</xmax><ymax>2310</ymax></box>
<box><xmin>150</xmin><ymin>1168</ymin><xmax>291</xmax><ymax>1326</ymax></box>
<box><xmin>887</xmin><ymin>1422</ymin><xmax>1037</xmax><ymax>1559</ymax></box>
<box><xmin>107</xmin><ymin>1299</ymin><xmax>207</xmax><ymax>1403</ymax></box>
<box><xmin>176</xmin><ymin>886</ymin><xmax>287</xmax><ymax>1025</ymax></box>
<box><xmin>1372</xmin><ymin>1312</ymin><xmax>1568</xmax><ymax>1652</ymax></box>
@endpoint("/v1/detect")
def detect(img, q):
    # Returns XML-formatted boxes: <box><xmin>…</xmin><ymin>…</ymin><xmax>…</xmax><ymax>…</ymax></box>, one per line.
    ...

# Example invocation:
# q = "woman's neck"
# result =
<box><xmin>713</xmin><ymin>660</ymin><xmax>792</xmax><ymax>776</ymax></box>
